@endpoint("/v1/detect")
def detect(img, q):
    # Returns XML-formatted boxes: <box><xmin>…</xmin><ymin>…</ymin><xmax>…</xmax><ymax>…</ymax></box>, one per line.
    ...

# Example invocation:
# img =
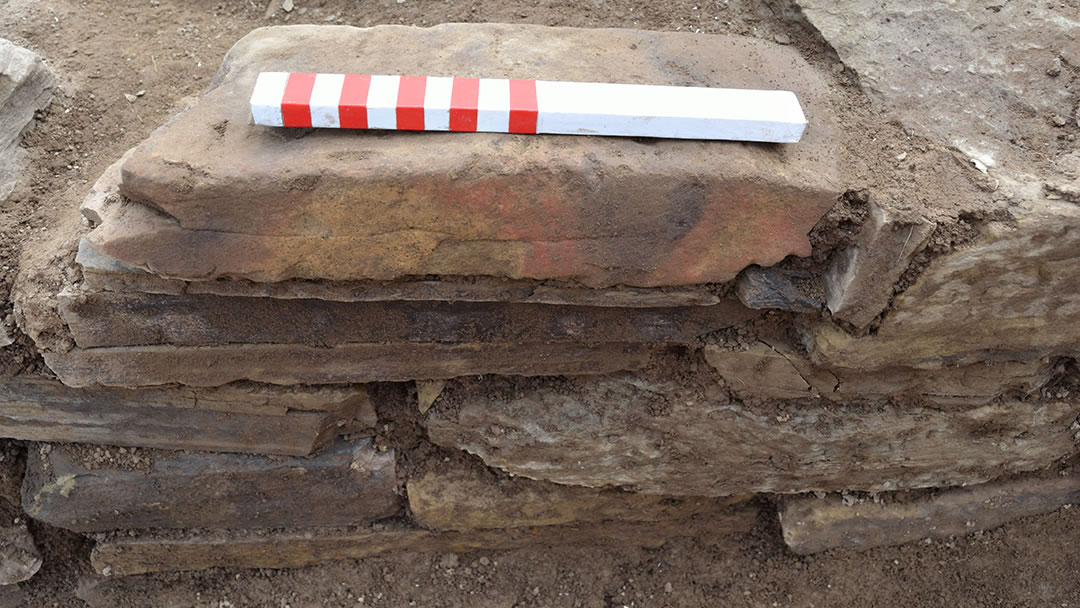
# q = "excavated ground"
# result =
<box><xmin>1</xmin><ymin>0</ymin><xmax>1078</xmax><ymax>606</ymax></box>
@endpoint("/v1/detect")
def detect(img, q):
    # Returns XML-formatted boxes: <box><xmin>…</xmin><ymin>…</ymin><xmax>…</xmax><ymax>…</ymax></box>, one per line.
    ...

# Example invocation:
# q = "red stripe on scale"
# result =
<box><xmin>338</xmin><ymin>74</ymin><xmax>372</xmax><ymax>129</ymax></box>
<box><xmin>281</xmin><ymin>72</ymin><xmax>317</xmax><ymax>127</ymax></box>
<box><xmin>449</xmin><ymin>77</ymin><xmax>480</xmax><ymax>132</ymax></box>
<box><xmin>508</xmin><ymin>79</ymin><xmax>538</xmax><ymax>134</ymax></box>
<box><xmin>397</xmin><ymin>75</ymin><xmax>427</xmax><ymax>131</ymax></box>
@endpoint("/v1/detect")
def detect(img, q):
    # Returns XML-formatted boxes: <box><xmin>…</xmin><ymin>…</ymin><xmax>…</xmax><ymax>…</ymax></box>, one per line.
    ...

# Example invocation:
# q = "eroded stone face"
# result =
<box><xmin>426</xmin><ymin>375</ymin><xmax>1079</xmax><ymax>496</ymax></box>
<box><xmin>92</xmin><ymin>23</ymin><xmax>840</xmax><ymax>287</ymax></box>
<box><xmin>806</xmin><ymin>200</ymin><xmax>1080</xmax><ymax>370</ymax></box>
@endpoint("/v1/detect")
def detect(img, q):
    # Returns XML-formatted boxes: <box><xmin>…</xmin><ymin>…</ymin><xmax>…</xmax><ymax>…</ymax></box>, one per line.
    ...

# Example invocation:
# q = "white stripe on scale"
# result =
<box><xmin>476</xmin><ymin>78</ymin><xmax>510</xmax><ymax>133</ymax></box>
<box><xmin>366</xmin><ymin>75</ymin><xmax>401</xmax><ymax>130</ymax></box>
<box><xmin>423</xmin><ymin>76</ymin><xmax>454</xmax><ymax>131</ymax></box>
<box><xmin>250</xmin><ymin>72</ymin><xmax>290</xmax><ymax>127</ymax></box>
<box><xmin>534</xmin><ymin>80</ymin><xmax>807</xmax><ymax>142</ymax></box>
<box><xmin>309</xmin><ymin>73</ymin><xmax>345</xmax><ymax>128</ymax></box>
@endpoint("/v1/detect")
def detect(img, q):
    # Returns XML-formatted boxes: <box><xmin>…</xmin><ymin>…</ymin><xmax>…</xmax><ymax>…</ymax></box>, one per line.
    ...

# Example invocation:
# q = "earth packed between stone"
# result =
<box><xmin>92</xmin><ymin>23</ymin><xmax>841</xmax><ymax>287</ymax></box>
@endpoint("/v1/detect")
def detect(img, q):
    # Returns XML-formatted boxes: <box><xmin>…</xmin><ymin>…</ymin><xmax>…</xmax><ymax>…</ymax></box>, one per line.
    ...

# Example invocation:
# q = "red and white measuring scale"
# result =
<box><xmin>250</xmin><ymin>72</ymin><xmax>806</xmax><ymax>143</ymax></box>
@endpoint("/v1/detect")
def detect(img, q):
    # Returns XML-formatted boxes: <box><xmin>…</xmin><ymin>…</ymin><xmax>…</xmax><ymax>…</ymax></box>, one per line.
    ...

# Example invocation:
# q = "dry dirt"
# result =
<box><xmin>1</xmin><ymin>0</ymin><xmax>1078</xmax><ymax>606</ymax></box>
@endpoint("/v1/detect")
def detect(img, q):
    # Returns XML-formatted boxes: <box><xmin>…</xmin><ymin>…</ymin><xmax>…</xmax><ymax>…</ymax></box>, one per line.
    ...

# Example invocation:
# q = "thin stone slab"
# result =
<box><xmin>780</xmin><ymin>473</ymin><xmax>1080</xmax><ymax>554</ymax></box>
<box><xmin>92</xmin><ymin>24</ymin><xmax>840</xmax><ymax>287</ymax></box>
<box><xmin>0</xmin><ymin>377</ymin><xmax>374</xmax><ymax>455</ymax></box>
<box><xmin>89</xmin><ymin>510</ymin><xmax>757</xmax><ymax>576</ymax></box>
<box><xmin>58</xmin><ymin>288</ymin><xmax>756</xmax><ymax>348</ymax></box>
<box><xmin>425</xmin><ymin>375</ymin><xmax>1079</xmax><ymax>496</ymax></box>
<box><xmin>43</xmin><ymin>342</ymin><xmax>651</xmax><ymax>388</ymax></box>
<box><xmin>22</xmin><ymin>439</ymin><xmax>398</xmax><ymax>532</ymax></box>
<box><xmin>408</xmin><ymin>467</ymin><xmax>749</xmax><ymax>531</ymax></box>
<box><xmin>76</xmin><ymin>239</ymin><xmax>724</xmax><ymax>308</ymax></box>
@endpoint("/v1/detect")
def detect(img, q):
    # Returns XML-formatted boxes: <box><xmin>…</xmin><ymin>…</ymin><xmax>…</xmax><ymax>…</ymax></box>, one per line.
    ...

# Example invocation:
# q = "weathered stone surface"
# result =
<box><xmin>91</xmin><ymin>510</ymin><xmax>757</xmax><ymax>576</ymax></box>
<box><xmin>58</xmin><ymin>288</ymin><xmax>756</xmax><ymax>348</ymax></box>
<box><xmin>77</xmin><ymin>239</ymin><xmax>723</xmax><ymax>308</ymax></box>
<box><xmin>408</xmin><ymin>467</ymin><xmax>748</xmax><ymax>531</ymax></box>
<box><xmin>805</xmin><ymin>199</ymin><xmax>1080</xmax><ymax>370</ymax></box>
<box><xmin>0</xmin><ymin>524</ymin><xmax>40</xmax><ymax>585</ymax></box>
<box><xmin>44</xmin><ymin>342</ymin><xmax>652</xmax><ymax>388</ymax></box>
<box><xmin>703</xmin><ymin>343</ymin><xmax>812</xmax><ymax>399</ymax></box>
<box><xmin>736</xmin><ymin>266</ymin><xmax>821</xmax><ymax>313</ymax></box>
<box><xmin>780</xmin><ymin>472</ymin><xmax>1080</xmax><ymax>555</ymax></box>
<box><xmin>795</xmin><ymin>0</ymin><xmax>1073</xmax><ymax>175</ymax></box>
<box><xmin>0</xmin><ymin>39</ymin><xmax>54</xmax><ymax>200</ymax></box>
<box><xmin>80</xmin><ymin>148</ymin><xmax>134</xmax><ymax>225</ymax></box>
<box><xmin>824</xmin><ymin>201</ymin><xmax>934</xmax><ymax>328</ymax></box>
<box><xmin>0</xmin><ymin>377</ymin><xmax>374</xmax><ymax>455</ymax></box>
<box><xmin>92</xmin><ymin>23</ymin><xmax>839</xmax><ymax>287</ymax></box>
<box><xmin>426</xmin><ymin>375</ymin><xmax>1079</xmax><ymax>496</ymax></box>
<box><xmin>23</xmin><ymin>439</ymin><xmax>398</xmax><ymax>532</ymax></box>
<box><xmin>706</xmin><ymin>340</ymin><xmax>1052</xmax><ymax>404</ymax></box>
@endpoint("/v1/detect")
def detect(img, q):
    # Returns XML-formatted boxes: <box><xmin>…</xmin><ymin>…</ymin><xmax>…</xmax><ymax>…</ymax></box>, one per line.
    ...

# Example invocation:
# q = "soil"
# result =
<box><xmin>1</xmin><ymin>0</ymin><xmax>1077</xmax><ymax>606</ymax></box>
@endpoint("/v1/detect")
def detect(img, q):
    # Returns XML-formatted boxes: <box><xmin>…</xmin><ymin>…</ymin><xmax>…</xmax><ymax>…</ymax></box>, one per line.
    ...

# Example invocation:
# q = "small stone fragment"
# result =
<box><xmin>0</xmin><ymin>523</ymin><xmax>41</xmax><ymax>584</ymax></box>
<box><xmin>774</xmin><ymin>33</ymin><xmax>791</xmax><ymax>45</ymax></box>
<box><xmin>282</xmin><ymin>0</ymin><xmax>294</xmax><ymax>12</ymax></box>
<box><xmin>416</xmin><ymin>380</ymin><xmax>446</xmax><ymax>414</ymax></box>
<box><xmin>735</xmin><ymin>266</ymin><xmax>821</xmax><ymax>313</ymax></box>
<box><xmin>824</xmin><ymin>201</ymin><xmax>935</xmax><ymax>328</ymax></box>
<box><xmin>123</xmin><ymin>93</ymin><xmax>137</xmax><ymax>103</ymax></box>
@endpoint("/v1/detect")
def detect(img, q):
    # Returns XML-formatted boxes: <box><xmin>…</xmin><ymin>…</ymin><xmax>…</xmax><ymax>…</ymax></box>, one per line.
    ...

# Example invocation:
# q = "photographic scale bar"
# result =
<box><xmin>250</xmin><ymin>72</ymin><xmax>807</xmax><ymax>143</ymax></box>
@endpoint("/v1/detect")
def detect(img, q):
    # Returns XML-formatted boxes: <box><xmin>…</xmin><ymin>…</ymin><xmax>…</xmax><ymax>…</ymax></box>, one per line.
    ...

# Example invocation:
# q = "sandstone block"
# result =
<box><xmin>22</xmin><ymin>439</ymin><xmax>398</xmax><ymax>532</ymax></box>
<box><xmin>805</xmin><ymin>199</ymin><xmax>1080</xmax><ymax>369</ymax></box>
<box><xmin>0</xmin><ymin>377</ymin><xmax>374</xmax><ymax>455</ymax></box>
<box><xmin>824</xmin><ymin>201</ymin><xmax>934</xmax><ymax>328</ymax></box>
<box><xmin>0</xmin><ymin>39</ymin><xmax>54</xmax><ymax>199</ymax></box>
<box><xmin>90</xmin><ymin>510</ymin><xmax>757</xmax><ymax>576</ymax></box>
<box><xmin>0</xmin><ymin>524</ymin><xmax>40</xmax><ymax>585</ymax></box>
<box><xmin>426</xmin><ymin>375</ymin><xmax>1079</xmax><ymax>495</ymax></box>
<box><xmin>58</xmin><ymin>288</ymin><xmax>756</xmax><ymax>348</ymax></box>
<box><xmin>43</xmin><ymin>342</ymin><xmax>651</xmax><ymax>388</ymax></box>
<box><xmin>408</xmin><ymin>467</ymin><xmax>748</xmax><ymax>531</ymax></box>
<box><xmin>92</xmin><ymin>24</ymin><xmax>839</xmax><ymax>287</ymax></box>
<box><xmin>780</xmin><ymin>472</ymin><xmax>1080</xmax><ymax>554</ymax></box>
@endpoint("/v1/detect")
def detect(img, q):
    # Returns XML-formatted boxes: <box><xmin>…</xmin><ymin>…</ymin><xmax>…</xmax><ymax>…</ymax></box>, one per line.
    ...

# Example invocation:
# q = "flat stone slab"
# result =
<box><xmin>58</xmin><ymin>288</ymin><xmax>755</xmax><ymax>348</ymax></box>
<box><xmin>76</xmin><ymin>239</ymin><xmax>724</xmax><ymax>308</ymax></box>
<box><xmin>0</xmin><ymin>377</ymin><xmax>374</xmax><ymax>456</ymax></box>
<box><xmin>780</xmin><ymin>472</ymin><xmax>1080</xmax><ymax>554</ymax></box>
<box><xmin>90</xmin><ymin>510</ymin><xmax>757</xmax><ymax>576</ymax></box>
<box><xmin>92</xmin><ymin>23</ymin><xmax>840</xmax><ymax>287</ymax></box>
<box><xmin>43</xmin><ymin>342</ymin><xmax>652</xmax><ymax>388</ymax></box>
<box><xmin>426</xmin><ymin>375</ymin><xmax>1079</xmax><ymax>496</ymax></box>
<box><xmin>408</xmin><ymin>467</ymin><xmax>748</xmax><ymax>531</ymax></box>
<box><xmin>23</xmin><ymin>439</ymin><xmax>398</xmax><ymax>532</ymax></box>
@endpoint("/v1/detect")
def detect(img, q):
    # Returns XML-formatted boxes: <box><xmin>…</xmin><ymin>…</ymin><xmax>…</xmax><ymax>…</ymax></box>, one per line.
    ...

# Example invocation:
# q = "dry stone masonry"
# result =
<box><xmin>1</xmin><ymin>17</ymin><xmax>1079</xmax><ymax>581</ymax></box>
